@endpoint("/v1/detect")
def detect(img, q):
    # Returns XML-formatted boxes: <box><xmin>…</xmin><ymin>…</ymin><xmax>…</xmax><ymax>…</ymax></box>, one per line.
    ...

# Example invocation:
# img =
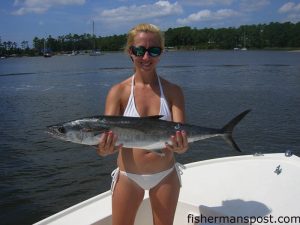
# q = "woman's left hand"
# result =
<box><xmin>165</xmin><ymin>130</ymin><xmax>188</xmax><ymax>154</ymax></box>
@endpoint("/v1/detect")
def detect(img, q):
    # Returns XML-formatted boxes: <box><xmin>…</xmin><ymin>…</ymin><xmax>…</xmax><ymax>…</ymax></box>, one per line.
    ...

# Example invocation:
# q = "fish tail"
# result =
<box><xmin>221</xmin><ymin>109</ymin><xmax>251</xmax><ymax>152</ymax></box>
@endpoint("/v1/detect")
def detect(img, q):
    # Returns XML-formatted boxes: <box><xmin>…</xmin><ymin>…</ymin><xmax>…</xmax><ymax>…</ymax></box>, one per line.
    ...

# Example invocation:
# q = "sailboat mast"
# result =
<box><xmin>89</xmin><ymin>20</ymin><xmax>102</xmax><ymax>56</ymax></box>
<box><xmin>44</xmin><ymin>39</ymin><xmax>46</xmax><ymax>53</ymax></box>
<box><xmin>93</xmin><ymin>21</ymin><xmax>95</xmax><ymax>36</ymax></box>
<box><xmin>92</xmin><ymin>21</ymin><xmax>95</xmax><ymax>50</ymax></box>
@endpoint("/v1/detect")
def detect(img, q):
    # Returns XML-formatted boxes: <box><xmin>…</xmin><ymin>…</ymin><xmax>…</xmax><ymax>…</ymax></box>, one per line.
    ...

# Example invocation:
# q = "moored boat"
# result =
<box><xmin>89</xmin><ymin>50</ymin><xmax>103</xmax><ymax>56</ymax></box>
<box><xmin>34</xmin><ymin>153</ymin><xmax>300</xmax><ymax>225</ymax></box>
<box><xmin>89</xmin><ymin>21</ymin><xmax>103</xmax><ymax>56</ymax></box>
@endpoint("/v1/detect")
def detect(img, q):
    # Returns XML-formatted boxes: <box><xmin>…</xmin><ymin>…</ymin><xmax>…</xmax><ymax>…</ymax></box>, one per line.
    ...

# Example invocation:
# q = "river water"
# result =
<box><xmin>0</xmin><ymin>51</ymin><xmax>300</xmax><ymax>224</ymax></box>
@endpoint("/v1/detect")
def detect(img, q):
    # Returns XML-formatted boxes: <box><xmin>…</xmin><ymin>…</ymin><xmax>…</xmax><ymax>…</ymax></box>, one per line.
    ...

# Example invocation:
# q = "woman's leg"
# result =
<box><xmin>112</xmin><ymin>174</ymin><xmax>145</xmax><ymax>225</ymax></box>
<box><xmin>149</xmin><ymin>169</ymin><xmax>181</xmax><ymax>225</ymax></box>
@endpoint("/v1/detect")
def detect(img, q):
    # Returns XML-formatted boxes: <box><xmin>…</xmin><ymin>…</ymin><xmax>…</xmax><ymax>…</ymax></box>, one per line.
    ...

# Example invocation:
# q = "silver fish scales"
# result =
<box><xmin>47</xmin><ymin>110</ymin><xmax>251</xmax><ymax>152</ymax></box>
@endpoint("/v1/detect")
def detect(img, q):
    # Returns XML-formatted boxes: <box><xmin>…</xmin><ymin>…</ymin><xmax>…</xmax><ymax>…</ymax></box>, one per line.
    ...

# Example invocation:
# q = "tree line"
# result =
<box><xmin>1</xmin><ymin>22</ymin><xmax>299</xmax><ymax>57</ymax></box>
<box><xmin>166</xmin><ymin>22</ymin><xmax>300</xmax><ymax>50</ymax></box>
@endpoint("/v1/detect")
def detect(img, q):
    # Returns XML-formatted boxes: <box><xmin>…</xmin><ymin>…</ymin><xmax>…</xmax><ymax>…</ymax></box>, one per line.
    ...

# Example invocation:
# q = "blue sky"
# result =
<box><xmin>1</xmin><ymin>0</ymin><xmax>300</xmax><ymax>45</ymax></box>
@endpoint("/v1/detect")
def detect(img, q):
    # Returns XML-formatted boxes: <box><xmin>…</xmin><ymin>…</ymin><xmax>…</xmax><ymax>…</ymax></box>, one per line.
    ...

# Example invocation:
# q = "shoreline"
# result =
<box><xmin>1</xmin><ymin>48</ymin><xmax>300</xmax><ymax>59</ymax></box>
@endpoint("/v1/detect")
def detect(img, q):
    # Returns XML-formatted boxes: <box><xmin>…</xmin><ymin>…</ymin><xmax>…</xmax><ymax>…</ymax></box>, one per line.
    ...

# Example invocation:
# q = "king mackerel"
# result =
<box><xmin>47</xmin><ymin>110</ymin><xmax>251</xmax><ymax>152</ymax></box>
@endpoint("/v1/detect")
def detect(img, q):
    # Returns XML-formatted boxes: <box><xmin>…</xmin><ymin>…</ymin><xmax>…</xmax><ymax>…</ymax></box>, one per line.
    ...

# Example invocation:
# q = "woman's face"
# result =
<box><xmin>130</xmin><ymin>32</ymin><xmax>161</xmax><ymax>73</ymax></box>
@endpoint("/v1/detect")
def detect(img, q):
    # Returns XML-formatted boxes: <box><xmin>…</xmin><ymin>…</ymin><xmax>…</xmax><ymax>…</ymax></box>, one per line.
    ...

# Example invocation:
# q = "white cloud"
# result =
<box><xmin>12</xmin><ymin>0</ymin><xmax>85</xmax><ymax>15</ymax></box>
<box><xmin>239</xmin><ymin>0</ymin><xmax>270</xmax><ymax>12</ymax></box>
<box><xmin>94</xmin><ymin>1</ymin><xmax>182</xmax><ymax>23</ymax></box>
<box><xmin>278</xmin><ymin>2</ymin><xmax>300</xmax><ymax>22</ymax></box>
<box><xmin>177</xmin><ymin>10</ymin><xmax>211</xmax><ymax>24</ymax></box>
<box><xmin>278</xmin><ymin>2</ymin><xmax>300</xmax><ymax>14</ymax></box>
<box><xmin>12</xmin><ymin>7</ymin><xmax>47</xmax><ymax>15</ymax></box>
<box><xmin>177</xmin><ymin>8</ymin><xmax>240</xmax><ymax>25</ymax></box>
<box><xmin>181</xmin><ymin>0</ymin><xmax>234</xmax><ymax>6</ymax></box>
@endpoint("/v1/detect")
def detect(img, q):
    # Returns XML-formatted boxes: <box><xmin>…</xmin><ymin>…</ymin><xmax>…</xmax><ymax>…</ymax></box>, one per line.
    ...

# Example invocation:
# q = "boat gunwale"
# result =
<box><xmin>34</xmin><ymin>153</ymin><xmax>300</xmax><ymax>225</ymax></box>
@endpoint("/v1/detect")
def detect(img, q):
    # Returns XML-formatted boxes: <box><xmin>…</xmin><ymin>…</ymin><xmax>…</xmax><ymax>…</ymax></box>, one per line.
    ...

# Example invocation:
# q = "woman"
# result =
<box><xmin>97</xmin><ymin>23</ymin><xmax>188</xmax><ymax>225</ymax></box>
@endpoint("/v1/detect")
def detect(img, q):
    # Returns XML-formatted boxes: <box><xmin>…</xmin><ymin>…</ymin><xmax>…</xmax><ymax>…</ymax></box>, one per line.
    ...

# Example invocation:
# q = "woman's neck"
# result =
<box><xmin>134</xmin><ymin>70</ymin><xmax>157</xmax><ymax>86</ymax></box>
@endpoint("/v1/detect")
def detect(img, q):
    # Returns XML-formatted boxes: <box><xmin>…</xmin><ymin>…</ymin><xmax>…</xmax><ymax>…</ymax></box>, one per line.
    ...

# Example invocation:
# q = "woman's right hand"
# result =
<box><xmin>97</xmin><ymin>131</ymin><xmax>122</xmax><ymax>157</ymax></box>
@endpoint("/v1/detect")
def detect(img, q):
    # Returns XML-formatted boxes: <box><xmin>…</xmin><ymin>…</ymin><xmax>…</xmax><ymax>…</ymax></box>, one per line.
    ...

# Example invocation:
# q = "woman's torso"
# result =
<box><xmin>117</xmin><ymin>75</ymin><xmax>175</xmax><ymax>174</ymax></box>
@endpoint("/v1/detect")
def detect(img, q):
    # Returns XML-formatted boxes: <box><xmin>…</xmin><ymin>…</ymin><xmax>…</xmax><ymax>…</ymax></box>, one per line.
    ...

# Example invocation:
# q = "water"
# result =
<box><xmin>1</xmin><ymin>51</ymin><xmax>300</xmax><ymax>224</ymax></box>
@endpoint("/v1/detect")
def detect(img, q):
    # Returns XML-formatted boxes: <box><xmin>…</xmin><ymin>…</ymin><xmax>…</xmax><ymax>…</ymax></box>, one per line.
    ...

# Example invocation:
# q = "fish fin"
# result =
<box><xmin>221</xmin><ymin>109</ymin><xmax>251</xmax><ymax>152</ymax></box>
<box><xmin>141</xmin><ymin>115</ymin><xmax>163</xmax><ymax>120</ymax></box>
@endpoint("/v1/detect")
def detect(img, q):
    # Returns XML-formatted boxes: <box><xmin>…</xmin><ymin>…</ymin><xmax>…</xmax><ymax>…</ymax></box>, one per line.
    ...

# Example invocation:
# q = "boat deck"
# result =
<box><xmin>34</xmin><ymin>153</ymin><xmax>300</xmax><ymax>225</ymax></box>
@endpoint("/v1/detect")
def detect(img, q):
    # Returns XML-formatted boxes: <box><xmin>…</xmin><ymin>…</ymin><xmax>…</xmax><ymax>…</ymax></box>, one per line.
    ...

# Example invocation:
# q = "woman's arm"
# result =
<box><xmin>104</xmin><ymin>84</ymin><xmax>123</xmax><ymax>116</ymax></box>
<box><xmin>170</xmin><ymin>84</ymin><xmax>185</xmax><ymax>123</ymax></box>
<box><xmin>97</xmin><ymin>84</ymin><xmax>123</xmax><ymax>156</ymax></box>
<box><xmin>165</xmin><ymin>83</ymin><xmax>189</xmax><ymax>154</ymax></box>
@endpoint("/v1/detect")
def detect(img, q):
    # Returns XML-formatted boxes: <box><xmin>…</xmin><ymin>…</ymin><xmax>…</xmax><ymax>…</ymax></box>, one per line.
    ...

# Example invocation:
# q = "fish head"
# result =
<box><xmin>47</xmin><ymin>123</ymin><xmax>85</xmax><ymax>143</ymax></box>
<box><xmin>47</xmin><ymin>121</ymin><xmax>107</xmax><ymax>145</ymax></box>
<box><xmin>47</xmin><ymin>124</ymin><xmax>70</xmax><ymax>141</ymax></box>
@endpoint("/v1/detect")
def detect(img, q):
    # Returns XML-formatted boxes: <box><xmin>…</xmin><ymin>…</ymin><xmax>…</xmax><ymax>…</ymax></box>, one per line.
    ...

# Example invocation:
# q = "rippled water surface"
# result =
<box><xmin>0</xmin><ymin>51</ymin><xmax>300</xmax><ymax>224</ymax></box>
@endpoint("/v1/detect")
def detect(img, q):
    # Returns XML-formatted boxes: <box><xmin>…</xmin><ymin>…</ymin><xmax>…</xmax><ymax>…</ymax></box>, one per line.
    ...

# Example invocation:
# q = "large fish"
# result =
<box><xmin>47</xmin><ymin>110</ymin><xmax>251</xmax><ymax>152</ymax></box>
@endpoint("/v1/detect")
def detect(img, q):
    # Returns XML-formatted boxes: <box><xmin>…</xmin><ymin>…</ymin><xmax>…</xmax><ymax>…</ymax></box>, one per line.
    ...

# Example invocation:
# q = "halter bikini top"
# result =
<box><xmin>123</xmin><ymin>75</ymin><xmax>172</xmax><ymax>121</ymax></box>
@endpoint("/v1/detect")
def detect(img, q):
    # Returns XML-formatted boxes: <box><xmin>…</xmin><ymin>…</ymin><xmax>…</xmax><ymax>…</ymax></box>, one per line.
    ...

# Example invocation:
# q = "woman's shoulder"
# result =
<box><xmin>160</xmin><ymin>76</ymin><xmax>184</xmax><ymax>98</ymax></box>
<box><xmin>105</xmin><ymin>76</ymin><xmax>133</xmax><ymax>115</ymax></box>
<box><xmin>108</xmin><ymin>76</ymin><xmax>132</xmax><ymax>97</ymax></box>
<box><xmin>160</xmin><ymin>76</ymin><xmax>185</xmax><ymax>122</ymax></box>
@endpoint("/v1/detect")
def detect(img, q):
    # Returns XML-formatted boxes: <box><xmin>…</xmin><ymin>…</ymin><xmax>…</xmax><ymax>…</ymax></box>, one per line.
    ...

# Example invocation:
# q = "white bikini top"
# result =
<box><xmin>123</xmin><ymin>75</ymin><xmax>172</xmax><ymax>121</ymax></box>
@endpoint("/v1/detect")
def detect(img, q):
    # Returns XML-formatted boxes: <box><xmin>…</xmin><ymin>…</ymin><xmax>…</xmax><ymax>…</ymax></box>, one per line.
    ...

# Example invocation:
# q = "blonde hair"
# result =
<box><xmin>125</xmin><ymin>23</ymin><xmax>165</xmax><ymax>54</ymax></box>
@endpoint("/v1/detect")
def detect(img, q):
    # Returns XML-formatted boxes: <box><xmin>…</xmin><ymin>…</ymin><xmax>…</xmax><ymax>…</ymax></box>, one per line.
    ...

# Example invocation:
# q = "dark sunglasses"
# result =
<box><xmin>130</xmin><ymin>46</ymin><xmax>162</xmax><ymax>57</ymax></box>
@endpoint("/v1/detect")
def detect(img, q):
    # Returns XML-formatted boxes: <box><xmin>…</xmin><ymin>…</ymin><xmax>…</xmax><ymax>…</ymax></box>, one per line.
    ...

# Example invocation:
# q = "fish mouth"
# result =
<box><xmin>46</xmin><ymin>126</ymin><xmax>66</xmax><ymax>139</ymax></box>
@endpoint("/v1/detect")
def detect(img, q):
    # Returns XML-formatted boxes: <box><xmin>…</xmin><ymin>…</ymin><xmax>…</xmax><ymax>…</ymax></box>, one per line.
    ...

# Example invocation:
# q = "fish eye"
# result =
<box><xmin>58</xmin><ymin>127</ymin><xmax>66</xmax><ymax>134</ymax></box>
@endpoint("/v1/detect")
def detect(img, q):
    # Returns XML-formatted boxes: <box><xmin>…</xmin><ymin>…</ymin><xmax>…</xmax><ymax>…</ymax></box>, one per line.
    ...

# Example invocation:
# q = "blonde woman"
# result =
<box><xmin>97</xmin><ymin>23</ymin><xmax>188</xmax><ymax>225</ymax></box>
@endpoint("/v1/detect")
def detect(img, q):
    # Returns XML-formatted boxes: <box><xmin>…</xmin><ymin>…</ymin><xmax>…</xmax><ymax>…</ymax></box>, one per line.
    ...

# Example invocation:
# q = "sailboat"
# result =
<box><xmin>241</xmin><ymin>32</ymin><xmax>247</xmax><ymax>51</ymax></box>
<box><xmin>43</xmin><ymin>38</ymin><xmax>52</xmax><ymax>57</ymax></box>
<box><xmin>90</xmin><ymin>21</ymin><xmax>103</xmax><ymax>56</ymax></box>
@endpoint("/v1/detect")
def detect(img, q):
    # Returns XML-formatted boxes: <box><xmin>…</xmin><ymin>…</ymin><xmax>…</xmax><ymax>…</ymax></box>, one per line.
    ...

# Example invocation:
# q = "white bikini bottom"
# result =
<box><xmin>111</xmin><ymin>163</ymin><xmax>185</xmax><ymax>193</ymax></box>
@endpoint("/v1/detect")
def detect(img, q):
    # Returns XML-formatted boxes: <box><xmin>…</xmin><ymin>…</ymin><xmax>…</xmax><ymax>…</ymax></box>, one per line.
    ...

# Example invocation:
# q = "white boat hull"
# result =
<box><xmin>34</xmin><ymin>153</ymin><xmax>300</xmax><ymax>225</ymax></box>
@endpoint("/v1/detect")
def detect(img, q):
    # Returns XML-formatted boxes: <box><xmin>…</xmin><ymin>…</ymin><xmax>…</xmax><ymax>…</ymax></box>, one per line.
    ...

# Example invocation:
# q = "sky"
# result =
<box><xmin>1</xmin><ymin>0</ymin><xmax>300</xmax><ymax>45</ymax></box>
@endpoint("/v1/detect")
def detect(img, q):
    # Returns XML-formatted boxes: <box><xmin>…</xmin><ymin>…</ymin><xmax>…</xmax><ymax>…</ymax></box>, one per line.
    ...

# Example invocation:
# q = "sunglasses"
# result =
<box><xmin>130</xmin><ymin>46</ymin><xmax>162</xmax><ymax>57</ymax></box>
